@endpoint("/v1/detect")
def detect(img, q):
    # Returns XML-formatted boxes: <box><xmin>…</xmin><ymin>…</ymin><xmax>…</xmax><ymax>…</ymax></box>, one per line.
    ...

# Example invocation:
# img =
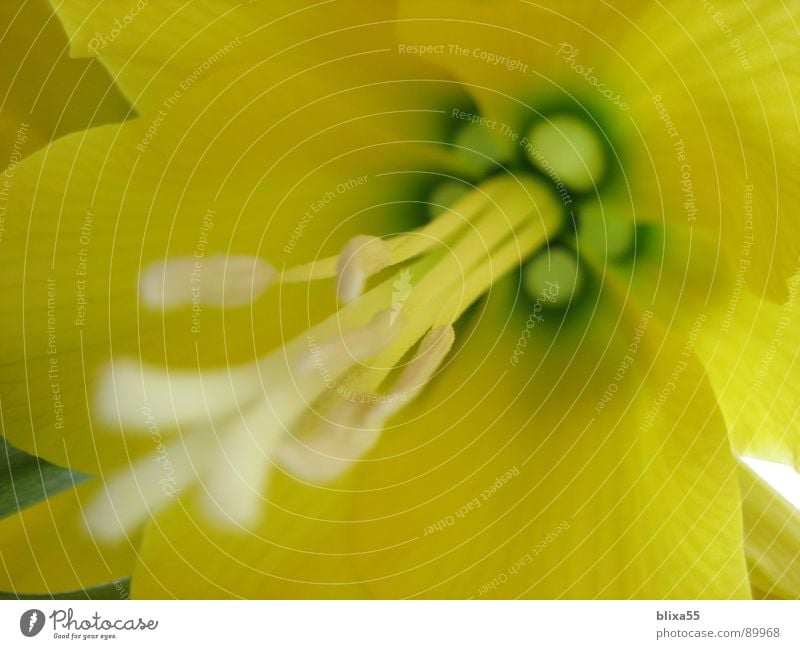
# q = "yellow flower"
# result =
<box><xmin>1</xmin><ymin>1</ymin><xmax>798</xmax><ymax>599</ymax></box>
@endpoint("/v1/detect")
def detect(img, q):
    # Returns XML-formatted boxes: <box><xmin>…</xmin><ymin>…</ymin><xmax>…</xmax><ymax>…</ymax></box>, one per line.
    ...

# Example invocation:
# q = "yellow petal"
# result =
<box><xmin>0</xmin><ymin>480</ymin><xmax>137</xmax><ymax>593</ymax></box>
<box><xmin>128</xmin><ymin>276</ymin><xmax>749</xmax><ymax>598</ymax></box>
<box><xmin>51</xmin><ymin>1</ymin><xmax>403</xmax><ymax>114</ymax></box>
<box><xmin>617</xmin><ymin>0</ymin><xmax>800</xmax><ymax>300</ymax></box>
<box><xmin>0</xmin><ymin>55</ymin><xmax>461</xmax><ymax>475</ymax></box>
<box><xmin>739</xmin><ymin>462</ymin><xmax>800</xmax><ymax>599</ymax></box>
<box><xmin>344</xmin><ymin>279</ymin><xmax>748</xmax><ymax>598</ymax></box>
<box><xmin>614</xmin><ymin>224</ymin><xmax>800</xmax><ymax>470</ymax></box>
<box><xmin>130</xmin><ymin>475</ymin><xmax>369</xmax><ymax>598</ymax></box>
<box><xmin>0</xmin><ymin>0</ymin><xmax>128</xmax><ymax>158</ymax></box>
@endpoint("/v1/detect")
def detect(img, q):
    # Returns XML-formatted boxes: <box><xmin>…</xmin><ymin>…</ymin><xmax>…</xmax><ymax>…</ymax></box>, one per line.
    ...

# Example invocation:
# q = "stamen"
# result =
<box><xmin>140</xmin><ymin>254</ymin><xmax>274</xmax><ymax>310</ymax></box>
<box><xmin>276</xmin><ymin>326</ymin><xmax>454</xmax><ymax>483</ymax></box>
<box><xmin>88</xmin><ymin>311</ymin><xmax>402</xmax><ymax>536</ymax></box>
<box><xmin>296</xmin><ymin>309</ymin><xmax>399</xmax><ymax>377</ymax></box>
<box><xmin>94</xmin><ymin>172</ymin><xmax>565</xmax><ymax>534</ymax></box>
<box><xmin>95</xmin><ymin>359</ymin><xmax>264</xmax><ymax>431</ymax></box>
<box><xmin>321</xmin><ymin>174</ymin><xmax>561</xmax><ymax>392</ymax></box>
<box><xmin>200</xmin><ymin>401</ymin><xmax>284</xmax><ymax>527</ymax></box>
<box><xmin>438</xmin><ymin>219</ymin><xmax>555</xmax><ymax>325</ymax></box>
<box><xmin>276</xmin><ymin>400</ymin><xmax>378</xmax><ymax>483</ymax></box>
<box><xmin>419</xmin><ymin>174</ymin><xmax>560</xmax><ymax>325</ymax></box>
<box><xmin>336</xmin><ymin>236</ymin><xmax>394</xmax><ymax>303</ymax></box>
<box><xmin>427</xmin><ymin>179</ymin><xmax>470</xmax><ymax>219</ymax></box>
<box><xmin>283</xmin><ymin>175</ymin><xmax>512</xmax><ymax>287</ymax></box>
<box><xmin>85</xmin><ymin>429</ymin><xmax>215</xmax><ymax>541</ymax></box>
<box><xmin>368</xmin><ymin>325</ymin><xmax>455</xmax><ymax>424</ymax></box>
<box><xmin>526</xmin><ymin>114</ymin><xmax>606</xmax><ymax>192</ymax></box>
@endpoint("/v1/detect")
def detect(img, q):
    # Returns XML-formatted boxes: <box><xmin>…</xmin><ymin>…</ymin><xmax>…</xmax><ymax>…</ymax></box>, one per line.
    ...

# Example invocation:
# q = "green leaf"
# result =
<box><xmin>0</xmin><ymin>436</ymin><xmax>90</xmax><ymax>519</ymax></box>
<box><xmin>0</xmin><ymin>578</ymin><xmax>131</xmax><ymax>600</ymax></box>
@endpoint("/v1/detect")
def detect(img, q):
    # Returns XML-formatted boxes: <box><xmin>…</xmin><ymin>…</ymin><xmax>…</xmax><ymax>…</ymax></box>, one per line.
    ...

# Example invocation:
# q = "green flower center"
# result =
<box><xmin>437</xmin><ymin>108</ymin><xmax>635</xmax><ymax>308</ymax></box>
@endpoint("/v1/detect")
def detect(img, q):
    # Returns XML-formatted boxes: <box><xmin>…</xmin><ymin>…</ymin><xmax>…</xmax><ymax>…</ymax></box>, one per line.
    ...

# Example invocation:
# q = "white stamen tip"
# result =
<box><xmin>95</xmin><ymin>360</ymin><xmax>263</xmax><ymax>431</ymax></box>
<box><xmin>278</xmin><ymin>325</ymin><xmax>455</xmax><ymax>483</ymax></box>
<box><xmin>337</xmin><ymin>236</ymin><xmax>393</xmax><ymax>303</ymax></box>
<box><xmin>84</xmin><ymin>433</ymin><xmax>212</xmax><ymax>541</ymax></box>
<box><xmin>140</xmin><ymin>255</ymin><xmax>274</xmax><ymax>310</ymax></box>
<box><xmin>369</xmin><ymin>324</ymin><xmax>455</xmax><ymax>424</ymax></box>
<box><xmin>201</xmin><ymin>402</ymin><xmax>283</xmax><ymax>528</ymax></box>
<box><xmin>277</xmin><ymin>400</ymin><xmax>379</xmax><ymax>483</ymax></box>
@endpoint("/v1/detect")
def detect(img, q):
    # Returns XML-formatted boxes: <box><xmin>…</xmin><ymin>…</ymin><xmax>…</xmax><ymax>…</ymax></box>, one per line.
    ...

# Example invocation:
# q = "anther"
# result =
<box><xmin>140</xmin><ymin>254</ymin><xmax>274</xmax><ymax>309</ymax></box>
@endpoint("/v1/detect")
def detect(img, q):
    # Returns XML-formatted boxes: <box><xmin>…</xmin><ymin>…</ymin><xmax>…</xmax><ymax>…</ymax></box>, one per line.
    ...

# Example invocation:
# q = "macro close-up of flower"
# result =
<box><xmin>1</xmin><ymin>0</ymin><xmax>799</xmax><ymax>603</ymax></box>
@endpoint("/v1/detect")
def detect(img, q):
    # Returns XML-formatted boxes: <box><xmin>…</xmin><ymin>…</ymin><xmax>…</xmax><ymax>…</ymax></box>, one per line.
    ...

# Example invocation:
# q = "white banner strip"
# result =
<box><xmin>1</xmin><ymin>600</ymin><xmax>798</xmax><ymax>648</ymax></box>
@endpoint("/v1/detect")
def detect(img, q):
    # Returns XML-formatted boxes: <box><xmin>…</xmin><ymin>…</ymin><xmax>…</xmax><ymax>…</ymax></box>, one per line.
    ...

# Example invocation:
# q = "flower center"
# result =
<box><xmin>443</xmin><ymin>108</ymin><xmax>635</xmax><ymax>308</ymax></box>
<box><xmin>87</xmin><ymin>169</ymin><xmax>564</xmax><ymax>538</ymax></box>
